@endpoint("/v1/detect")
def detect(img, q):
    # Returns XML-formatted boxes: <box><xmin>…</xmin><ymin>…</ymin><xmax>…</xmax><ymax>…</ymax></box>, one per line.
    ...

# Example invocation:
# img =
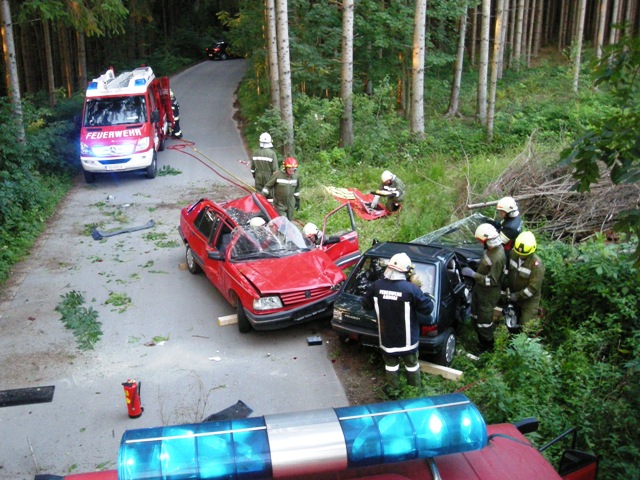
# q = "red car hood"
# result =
<box><xmin>236</xmin><ymin>251</ymin><xmax>345</xmax><ymax>294</ymax></box>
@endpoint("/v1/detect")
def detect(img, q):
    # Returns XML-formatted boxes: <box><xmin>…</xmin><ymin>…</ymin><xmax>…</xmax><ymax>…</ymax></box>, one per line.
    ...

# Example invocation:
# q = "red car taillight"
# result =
<box><xmin>421</xmin><ymin>325</ymin><xmax>438</xmax><ymax>337</ymax></box>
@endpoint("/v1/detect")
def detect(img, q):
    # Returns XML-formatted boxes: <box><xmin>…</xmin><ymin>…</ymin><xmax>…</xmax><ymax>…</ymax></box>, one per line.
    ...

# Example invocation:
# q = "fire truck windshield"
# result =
<box><xmin>84</xmin><ymin>96</ymin><xmax>147</xmax><ymax>127</ymax></box>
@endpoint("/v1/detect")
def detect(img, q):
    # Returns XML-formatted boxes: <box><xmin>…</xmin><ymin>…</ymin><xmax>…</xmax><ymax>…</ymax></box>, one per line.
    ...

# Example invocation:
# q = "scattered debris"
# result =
<box><xmin>307</xmin><ymin>335</ymin><xmax>323</xmax><ymax>346</ymax></box>
<box><xmin>202</xmin><ymin>400</ymin><xmax>252</xmax><ymax>422</ymax></box>
<box><xmin>0</xmin><ymin>385</ymin><xmax>55</xmax><ymax>408</ymax></box>
<box><xmin>208</xmin><ymin>356</ymin><xmax>222</xmax><ymax>362</ymax></box>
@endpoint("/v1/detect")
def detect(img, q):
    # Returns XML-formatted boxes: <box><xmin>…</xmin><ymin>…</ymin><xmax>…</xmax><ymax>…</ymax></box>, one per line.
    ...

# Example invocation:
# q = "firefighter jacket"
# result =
<box><xmin>506</xmin><ymin>251</ymin><xmax>545</xmax><ymax>303</ymax></box>
<box><xmin>250</xmin><ymin>147</ymin><xmax>278</xmax><ymax>191</ymax></box>
<box><xmin>262</xmin><ymin>171</ymin><xmax>300</xmax><ymax>220</ymax></box>
<box><xmin>488</xmin><ymin>215</ymin><xmax>523</xmax><ymax>252</ymax></box>
<box><xmin>472</xmin><ymin>245</ymin><xmax>506</xmax><ymax>290</ymax></box>
<box><xmin>379</xmin><ymin>177</ymin><xmax>405</xmax><ymax>201</ymax></box>
<box><xmin>362</xmin><ymin>278</ymin><xmax>435</xmax><ymax>355</ymax></box>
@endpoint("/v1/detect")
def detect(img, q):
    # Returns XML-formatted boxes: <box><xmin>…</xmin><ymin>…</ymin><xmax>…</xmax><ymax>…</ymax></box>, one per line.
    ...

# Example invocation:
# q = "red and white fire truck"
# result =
<box><xmin>79</xmin><ymin>66</ymin><xmax>174</xmax><ymax>183</ymax></box>
<box><xmin>45</xmin><ymin>394</ymin><xmax>598</xmax><ymax>480</ymax></box>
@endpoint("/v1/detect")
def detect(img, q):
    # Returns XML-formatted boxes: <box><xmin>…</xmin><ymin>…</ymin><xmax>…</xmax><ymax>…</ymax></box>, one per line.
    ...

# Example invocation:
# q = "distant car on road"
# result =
<box><xmin>206</xmin><ymin>41</ymin><xmax>233</xmax><ymax>60</ymax></box>
<box><xmin>331</xmin><ymin>214</ymin><xmax>485</xmax><ymax>366</ymax></box>
<box><xmin>178</xmin><ymin>193</ymin><xmax>360</xmax><ymax>332</ymax></box>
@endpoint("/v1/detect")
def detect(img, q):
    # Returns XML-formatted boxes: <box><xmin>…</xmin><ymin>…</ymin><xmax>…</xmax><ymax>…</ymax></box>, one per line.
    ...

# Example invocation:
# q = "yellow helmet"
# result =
<box><xmin>513</xmin><ymin>231</ymin><xmax>537</xmax><ymax>256</ymax></box>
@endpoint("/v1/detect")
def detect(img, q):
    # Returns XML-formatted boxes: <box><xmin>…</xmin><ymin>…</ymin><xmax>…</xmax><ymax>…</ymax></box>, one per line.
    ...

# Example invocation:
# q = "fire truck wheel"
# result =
<box><xmin>237</xmin><ymin>301</ymin><xmax>252</xmax><ymax>333</ymax></box>
<box><xmin>83</xmin><ymin>169</ymin><xmax>95</xmax><ymax>184</ymax></box>
<box><xmin>146</xmin><ymin>152</ymin><xmax>158</xmax><ymax>179</ymax></box>
<box><xmin>186</xmin><ymin>246</ymin><xmax>202</xmax><ymax>274</ymax></box>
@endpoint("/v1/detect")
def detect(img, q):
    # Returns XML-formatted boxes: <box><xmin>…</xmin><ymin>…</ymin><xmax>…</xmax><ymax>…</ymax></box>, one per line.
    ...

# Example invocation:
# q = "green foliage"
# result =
<box><xmin>55</xmin><ymin>291</ymin><xmax>103</xmax><ymax>351</ymax></box>
<box><xmin>561</xmin><ymin>36</ymin><xmax>640</xmax><ymax>265</ymax></box>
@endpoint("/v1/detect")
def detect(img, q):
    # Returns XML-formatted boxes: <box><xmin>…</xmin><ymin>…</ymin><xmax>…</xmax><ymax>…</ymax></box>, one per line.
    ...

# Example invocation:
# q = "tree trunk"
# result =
<box><xmin>526</xmin><ymin>0</ymin><xmax>536</xmax><ymax>66</ymax></box>
<box><xmin>509</xmin><ymin>0</ymin><xmax>517</xmax><ymax>66</ymax></box>
<box><xmin>625</xmin><ymin>0</ymin><xmax>637</xmax><ymax>37</ymax></box>
<box><xmin>498</xmin><ymin>0</ymin><xmax>510</xmax><ymax>77</ymax></box>
<box><xmin>445</xmin><ymin>11</ymin><xmax>467</xmax><ymax>118</ymax></box>
<box><xmin>58</xmin><ymin>23</ymin><xmax>73</xmax><ymax>97</ymax></box>
<box><xmin>42</xmin><ymin>19</ymin><xmax>56</xmax><ymax>108</ymax></box>
<box><xmin>470</xmin><ymin>5</ymin><xmax>478</xmax><ymax>67</ymax></box>
<box><xmin>1</xmin><ymin>0</ymin><xmax>24</xmax><ymax>141</ymax></box>
<box><xmin>339</xmin><ymin>0</ymin><xmax>354</xmax><ymax>147</ymax></box>
<box><xmin>275</xmin><ymin>0</ymin><xmax>294</xmax><ymax>155</ymax></box>
<box><xmin>609</xmin><ymin>0</ymin><xmax>621</xmax><ymax>44</ymax></box>
<box><xmin>533</xmin><ymin>0</ymin><xmax>543</xmax><ymax>57</ymax></box>
<box><xmin>266</xmin><ymin>0</ymin><xmax>280</xmax><ymax>111</ymax></box>
<box><xmin>573</xmin><ymin>0</ymin><xmax>588</xmax><ymax>93</ymax></box>
<box><xmin>477</xmin><ymin>0</ymin><xmax>491</xmax><ymax>124</ymax></box>
<box><xmin>514</xmin><ymin>0</ymin><xmax>525</xmax><ymax>69</ymax></box>
<box><xmin>596</xmin><ymin>0</ymin><xmax>609</xmax><ymax>59</ymax></box>
<box><xmin>558</xmin><ymin>0</ymin><xmax>568</xmax><ymax>51</ymax></box>
<box><xmin>77</xmin><ymin>31</ymin><xmax>87</xmax><ymax>91</ymax></box>
<box><xmin>488</xmin><ymin>0</ymin><xmax>505</xmax><ymax>141</ymax></box>
<box><xmin>410</xmin><ymin>0</ymin><xmax>426</xmax><ymax>138</ymax></box>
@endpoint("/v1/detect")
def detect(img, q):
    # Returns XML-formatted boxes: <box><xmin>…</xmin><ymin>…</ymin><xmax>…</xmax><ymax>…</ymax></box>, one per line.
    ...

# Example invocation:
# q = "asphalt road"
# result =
<box><xmin>0</xmin><ymin>60</ymin><xmax>347</xmax><ymax>479</ymax></box>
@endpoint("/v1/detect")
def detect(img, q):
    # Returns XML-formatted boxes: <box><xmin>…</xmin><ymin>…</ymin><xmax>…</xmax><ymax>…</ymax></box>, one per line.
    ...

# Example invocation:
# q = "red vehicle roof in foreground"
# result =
<box><xmin>63</xmin><ymin>424</ymin><xmax>564</xmax><ymax>480</ymax></box>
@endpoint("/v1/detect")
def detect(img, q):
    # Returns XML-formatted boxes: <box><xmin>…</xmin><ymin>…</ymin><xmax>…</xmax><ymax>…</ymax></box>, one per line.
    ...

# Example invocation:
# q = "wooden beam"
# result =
<box><xmin>218</xmin><ymin>314</ymin><xmax>238</xmax><ymax>326</ymax></box>
<box><xmin>419</xmin><ymin>361</ymin><xmax>463</xmax><ymax>381</ymax></box>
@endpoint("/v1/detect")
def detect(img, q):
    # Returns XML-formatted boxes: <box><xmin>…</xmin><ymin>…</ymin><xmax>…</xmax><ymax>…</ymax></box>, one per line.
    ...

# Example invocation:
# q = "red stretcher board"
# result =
<box><xmin>331</xmin><ymin>188</ymin><xmax>398</xmax><ymax>221</ymax></box>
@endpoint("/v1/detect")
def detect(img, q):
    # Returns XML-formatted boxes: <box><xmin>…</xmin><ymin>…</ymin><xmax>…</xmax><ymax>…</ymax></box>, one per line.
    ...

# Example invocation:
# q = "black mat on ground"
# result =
<box><xmin>0</xmin><ymin>385</ymin><xmax>55</xmax><ymax>407</ymax></box>
<box><xmin>202</xmin><ymin>400</ymin><xmax>252</xmax><ymax>422</ymax></box>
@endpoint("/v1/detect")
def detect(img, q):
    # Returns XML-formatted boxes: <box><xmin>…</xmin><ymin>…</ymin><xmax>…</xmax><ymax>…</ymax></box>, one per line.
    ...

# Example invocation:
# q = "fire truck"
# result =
<box><xmin>79</xmin><ymin>66</ymin><xmax>174</xmax><ymax>183</ymax></box>
<box><xmin>45</xmin><ymin>394</ymin><xmax>598</xmax><ymax>480</ymax></box>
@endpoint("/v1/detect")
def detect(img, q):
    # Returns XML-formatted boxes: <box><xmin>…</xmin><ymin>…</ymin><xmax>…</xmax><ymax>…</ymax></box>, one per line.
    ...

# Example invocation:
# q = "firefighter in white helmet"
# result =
<box><xmin>378</xmin><ymin>170</ymin><xmax>405</xmax><ymax>212</ymax></box>
<box><xmin>504</xmin><ymin>231</ymin><xmax>545</xmax><ymax>330</ymax></box>
<box><xmin>362</xmin><ymin>252</ymin><xmax>435</xmax><ymax>392</ymax></box>
<box><xmin>303</xmin><ymin>222</ymin><xmax>323</xmax><ymax>245</ymax></box>
<box><xmin>170</xmin><ymin>90</ymin><xmax>182</xmax><ymax>139</ymax></box>
<box><xmin>251</xmin><ymin>132</ymin><xmax>279</xmax><ymax>196</ymax></box>
<box><xmin>485</xmin><ymin>196</ymin><xmax>523</xmax><ymax>252</ymax></box>
<box><xmin>461</xmin><ymin>223</ymin><xmax>507</xmax><ymax>352</ymax></box>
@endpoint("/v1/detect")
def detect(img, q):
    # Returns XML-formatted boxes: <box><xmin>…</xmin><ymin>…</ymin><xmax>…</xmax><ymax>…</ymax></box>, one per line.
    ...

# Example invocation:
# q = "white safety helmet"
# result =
<box><xmin>249</xmin><ymin>217</ymin><xmax>266</xmax><ymax>228</ymax></box>
<box><xmin>496</xmin><ymin>196</ymin><xmax>519</xmax><ymax>218</ymax></box>
<box><xmin>387</xmin><ymin>252</ymin><xmax>413</xmax><ymax>273</ymax></box>
<box><xmin>170</xmin><ymin>89</ymin><xmax>175</xmax><ymax>99</ymax></box>
<box><xmin>475</xmin><ymin>223</ymin><xmax>499</xmax><ymax>243</ymax></box>
<box><xmin>303</xmin><ymin>223</ymin><xmax>319</xmax><ymax>238</ymax></box>
<box><xmin>381</xmin><ymin>170</ymin><xmax>395</xmax><ymax>183</ymax></box>
<box><xmin>259</xmin><ymin>132</ymin><xmax>273</xmax><ymax>148</ymax></box>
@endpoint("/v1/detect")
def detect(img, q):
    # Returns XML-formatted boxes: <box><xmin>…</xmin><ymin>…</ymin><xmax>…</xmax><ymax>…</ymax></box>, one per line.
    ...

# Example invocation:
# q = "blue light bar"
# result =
<box><xmin>118</xmin><ymin>394</ymin><xmax>487</xmax><ymax>479</ymax></box>
<box><xmin>87</xmin><ymin>82</ymin><xmax>98</xmax><ymax>90</ymax></box>
<box><xmin>134</xmin><ymin>78</ymin><xmax>147</xmax><ymax>86</ymax></box>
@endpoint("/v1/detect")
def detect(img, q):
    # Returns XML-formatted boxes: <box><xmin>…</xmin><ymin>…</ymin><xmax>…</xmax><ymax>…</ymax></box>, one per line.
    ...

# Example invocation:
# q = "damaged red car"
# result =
<box><xmin>178</xmin><ymin>193</ymin><xmax>359</xmax><ymax>332</ymax></box>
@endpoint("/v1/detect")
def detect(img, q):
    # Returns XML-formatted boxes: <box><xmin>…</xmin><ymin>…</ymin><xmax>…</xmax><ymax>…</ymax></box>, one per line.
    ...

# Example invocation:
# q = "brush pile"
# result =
<box><xmin>467</xmin><ymin>140</ymin><xmax>640</xmax><ymax>243</ymax></box>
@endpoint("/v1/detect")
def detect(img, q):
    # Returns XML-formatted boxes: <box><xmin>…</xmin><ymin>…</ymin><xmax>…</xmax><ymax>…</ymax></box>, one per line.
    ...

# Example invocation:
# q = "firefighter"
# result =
<box><xmin>379</xmin><ymin>170</ymin><xmax>405</xmax><ymax>212</ymax></box>
<box><xmin>505</xmin><ymin>231</ymin><xmax>545</xmax><ymax>329</ymax></box>
<box><xmin>262</xmin><ymin>157</ymin><xmax>300</xmax><ymax>220</ymax></box>
<box><xmin>461</xmin><ymin>223</ymin><xmax>507</xmax><ymax>352</ymax></box>
<box><xmin>170</xmin><ymin>90</ymin><xmax>182</xmax><ymax>139</ymax></box>
<box><xmin>303</xmin><ymin>222</ymin><xmax>322</xmax><ymax>245</ymax></box>
<box><xmin>486</xmin><ymin>196</ymin><xmax>523</xmax><ymax>252</ymax></box>
<box><xmin>251</xmin><ymin>132</ymin><xmax>278</xmax><ymax>195</ymax></box>
<box><xmin>361</xmin><ymin>253</ymin><xmax>435</xmax><ymax>391</ymax></box>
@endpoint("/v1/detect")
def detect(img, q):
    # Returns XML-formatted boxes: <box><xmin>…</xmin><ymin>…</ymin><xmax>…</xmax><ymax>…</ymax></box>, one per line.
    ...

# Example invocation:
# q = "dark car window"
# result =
<box><xmin>345</xmin><ymin>256</ymin><xmax>436</xmax><ymax>297</ymax></box>
<box><xmin>194</xmin><ymin>208</ymin><xmax>219</xmax><ymax>242</ymax></box>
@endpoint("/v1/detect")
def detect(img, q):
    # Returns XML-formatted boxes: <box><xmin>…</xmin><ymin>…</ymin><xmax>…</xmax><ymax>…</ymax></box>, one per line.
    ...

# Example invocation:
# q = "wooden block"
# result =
<box><xmin>218</xmin><ymin>314</ymin><xmax>238</xmax><ymax>326</ymax></box>
<box><xmin>419</xmin><ymin>361</ymin><xmax>463</xmax><ymax>381</ymax></box>
<box><xmin>178</xmin><ymin>262</ymin><xmax>188</xmax><ymax>270</ymax></box>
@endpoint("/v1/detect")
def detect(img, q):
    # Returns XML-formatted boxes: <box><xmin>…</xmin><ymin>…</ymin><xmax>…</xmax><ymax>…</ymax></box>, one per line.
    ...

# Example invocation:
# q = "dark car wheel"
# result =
<box><xmin>428</xmin><ymin>329</ymin><xmax>456</xmax><ymax>367</ymax></box>
<box><xmin>220</xmin><ymin>53</ymin><xmax>227</xmax><ymax>60</ymax></box>
<box><xmin>237</xmin><ymin>301</ymin><xmax>252</xmax><ymax>333</ymax></box>
<box><xmin>83</xmin><ymin>169</ymin><xmax>95</xmax><ymax>183</ymax></box>
<box><xmin>185</xmin><ymin>246</ymin><xmax>202</xmax><ymax>274</ymax></box>
<box><xmin>146</xmin><ymin>151</ymin><xmax>158</xmax><ymax>179</ymax></box>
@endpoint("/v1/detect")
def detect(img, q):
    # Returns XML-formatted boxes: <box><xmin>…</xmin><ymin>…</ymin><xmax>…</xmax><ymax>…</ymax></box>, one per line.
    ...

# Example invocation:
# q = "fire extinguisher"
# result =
<box><xmin>122</xmin><ymin>379</ymin><xmax>143</xmax><ymax>418</ymax></box>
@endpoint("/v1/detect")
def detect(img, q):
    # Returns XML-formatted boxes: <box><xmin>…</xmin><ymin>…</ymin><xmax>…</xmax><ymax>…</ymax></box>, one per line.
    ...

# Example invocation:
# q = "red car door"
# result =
<box><xmin>320</xmin><ymin>203</ymin><xmax>360</xmax><ymax>269</ymax></box>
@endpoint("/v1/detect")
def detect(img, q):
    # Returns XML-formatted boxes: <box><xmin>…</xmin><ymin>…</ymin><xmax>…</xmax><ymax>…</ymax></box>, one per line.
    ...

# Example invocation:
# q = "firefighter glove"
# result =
<box><xmin>461</xmin><ymin>267</ymin><xmax>475</xmax><ymax>278</ymax></box>
<box><xmin>295</xmin><ymin>197</ymin><xmax>300</xmax><ymax>210</ymax></box>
